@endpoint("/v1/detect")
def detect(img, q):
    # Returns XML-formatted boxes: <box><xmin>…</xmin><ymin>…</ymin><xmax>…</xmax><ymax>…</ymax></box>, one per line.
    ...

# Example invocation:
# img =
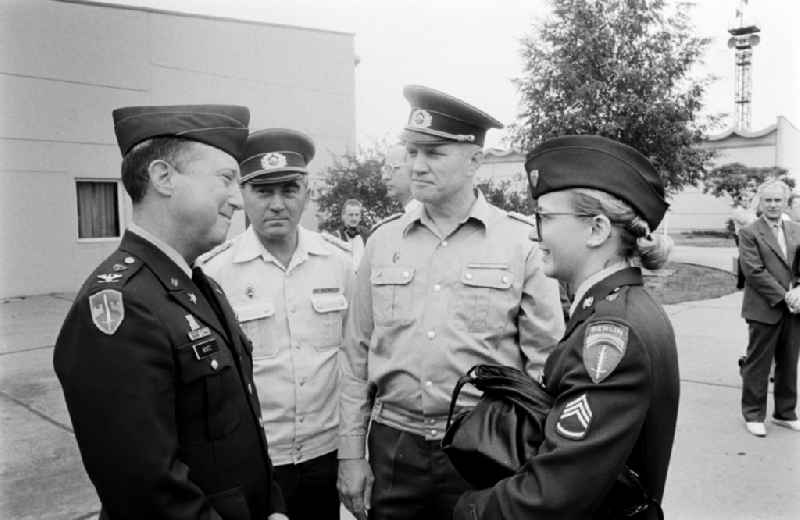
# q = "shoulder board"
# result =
<box><xmin>196</xmin><ymin>239</ymin><xmax>234</xmax><ymax>266</ymax></box>
<box><xmin>370</xmin><ymin>213</ymin><xmax>403</xmax><ymax>233</ymax></box>
<box><xmin>506</xmin><ymin>211</ymin><xmax>535</xmax><ymax>227</ymax></box>
<box><xmin>87</xmin><ymin>251</ymin><xmax>144</xmax><ymax>291</ymax></box>
<box><xmin>321</xmin><ymin>232</ymin><xmax>352</xmax><ymax>253</ymax></box>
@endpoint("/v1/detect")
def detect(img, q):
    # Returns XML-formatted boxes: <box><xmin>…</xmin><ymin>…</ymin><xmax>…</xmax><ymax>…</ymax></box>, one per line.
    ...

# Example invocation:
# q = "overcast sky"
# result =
<box><xmin>102</xmin><ymin>0</ymin><xmax>799</xmax><ymax>149</ymax></box>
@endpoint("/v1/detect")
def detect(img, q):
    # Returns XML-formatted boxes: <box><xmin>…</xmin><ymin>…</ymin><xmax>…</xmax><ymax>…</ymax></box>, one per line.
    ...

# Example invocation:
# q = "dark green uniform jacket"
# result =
<box><xmin>454</xmin><ymin>267</ymin><xmax>680</xmax><ymax>519</ymax></box>
<box><xmin>54</xmin><ymin>231</ymin><xmax>285</xmax><ymax>520</ymax></box>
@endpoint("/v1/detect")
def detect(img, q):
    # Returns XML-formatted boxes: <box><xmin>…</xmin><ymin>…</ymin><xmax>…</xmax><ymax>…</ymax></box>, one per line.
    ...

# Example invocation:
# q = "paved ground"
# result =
<box><xmin>1</xmin><ymin>247</ymin><xmax>798</xmax><ymax>519</ymax></box>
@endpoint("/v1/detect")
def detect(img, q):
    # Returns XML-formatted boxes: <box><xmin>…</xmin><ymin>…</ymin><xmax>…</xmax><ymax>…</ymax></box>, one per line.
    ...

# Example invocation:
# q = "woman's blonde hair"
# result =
<box><xmin>568</xmin><ymin>188</ymin><xmax>672</xmax><ymax>270</ymax></box>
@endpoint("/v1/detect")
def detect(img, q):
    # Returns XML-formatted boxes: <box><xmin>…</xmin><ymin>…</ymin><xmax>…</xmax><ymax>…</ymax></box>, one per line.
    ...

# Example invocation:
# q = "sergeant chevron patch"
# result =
<box><xmin>556</xmin><ymin>393</ymin><xmax>592</xmax><ymax>440</ymax></box>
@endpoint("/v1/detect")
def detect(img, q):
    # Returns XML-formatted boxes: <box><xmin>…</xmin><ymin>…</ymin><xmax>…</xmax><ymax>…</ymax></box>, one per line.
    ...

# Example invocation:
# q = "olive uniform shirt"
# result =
<box><xmin>339</xmin><ymin>192</ymin><xmax>564</xmax><ymax>458</ymax></box>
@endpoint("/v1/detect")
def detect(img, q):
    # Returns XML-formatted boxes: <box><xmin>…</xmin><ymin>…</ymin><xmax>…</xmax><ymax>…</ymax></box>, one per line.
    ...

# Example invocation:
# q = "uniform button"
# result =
<box><xmin>402</xmin><ymin>271</ymin><xmax>410</xmax><ymax>278</ymax></box>
<box><xmin>427</xmin><ymin>330</ymin><xmax>436</xmax><ymax>339</ymax></box>
<box><xmin>433</xmin><ymin>284</ymin><xmax>441</xmax><ymax>292</ymax></box>
<box><xmin>123</xmin><ymin>256</ymin><xmax>135</xmax><ymax>264</ymax></box>
<box><xmin>210</xmin><ymin>359</ymin><xmax>219</xmax><ymax>370</ymax></box>
<box><xmin>501</xmin><ymin>275</ymin><xmax>509</xmax><ymax>284</ymax></box>
<box><xmin>465</xmin><ymin>273</ymin><xmax>473</xmax><ymax>280</ymax></box>
<box><xmin>425</xmin><ymin>380</ymin><xmax>433</xmax><ymax>387</ymax></box>
<box><xmin>441</xmin><ymin>241</ymin><xmax>448</xmax><ymax>247</ymax></box>
<box><xmin>430</xmin><ymin>429</ymin><xmax>438</xmax><ymax>436</ymax></box>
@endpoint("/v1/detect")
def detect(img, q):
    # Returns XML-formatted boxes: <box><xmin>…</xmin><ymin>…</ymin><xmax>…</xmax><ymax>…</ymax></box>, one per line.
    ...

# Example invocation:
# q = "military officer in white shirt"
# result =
<box><xmin>201</xmin><ymin>128</ymin><xmax>353</xmax><ymax>520</ymax></box>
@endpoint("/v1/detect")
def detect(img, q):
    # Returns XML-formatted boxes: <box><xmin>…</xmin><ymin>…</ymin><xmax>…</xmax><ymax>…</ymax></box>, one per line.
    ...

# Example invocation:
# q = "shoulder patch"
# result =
<box><xmin>506</xmin><ymin>211</ymin><xmax>535</xmax><ymax>227</ymax></box>
<box><xmin>89</xmin><ymin>289</ymin><xmax>125</xmax><ymax>335</ymax></box>
<box><xmin>320</xmin><ymin>232</ymin><xmax>352</xmax><ymax>253</ymax></box>
<box><xmin>196</xmin><ymin>240</ymin><xmax>233</xmax><ymax>266</ymax></box>
<box><xmin>583</xmin><ymin>320</ymin><xmax>629</xmax><ymax>383</ymax></box>
<box><xmin>370</xmin><ymin>213</ymin><xmax>403</xmax><ymax>233</ymax></box>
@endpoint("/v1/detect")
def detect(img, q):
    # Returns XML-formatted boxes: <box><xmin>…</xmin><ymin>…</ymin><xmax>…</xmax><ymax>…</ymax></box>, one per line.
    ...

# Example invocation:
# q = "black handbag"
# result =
<box><xmin>441</xmin><ymin>364</ymin><xmax>553</xmax><ymax>489</ymax></box>
<box><xmin>442</xmin><ymin>364</ymin><xmax>663</xmax><ymax>520</ymax></box>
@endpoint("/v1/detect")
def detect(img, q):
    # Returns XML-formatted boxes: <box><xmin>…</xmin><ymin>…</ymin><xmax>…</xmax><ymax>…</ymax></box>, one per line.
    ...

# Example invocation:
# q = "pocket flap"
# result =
<box><xmin>462</xmin><ymin>267</ymin><xmax>513</xmax><ymax>289</ymax></box>
<box><xmin>176</xmin><ymin>339</ymin><xmax>234</xmax><ymax>383</ymax></box>
<box><xmin>310</xmin><ymin>292</ymin><xmax>348</xmax><ymax>313</ymax></box>
<box><xmin>234</xmin><ymin>301</ymin><xmax>275</xmax><ymax>323</ymax></box>
<box><xmin>371</xmin><ymin>266</ymin><xmax>415</xmax><ymax>286</ymax></box>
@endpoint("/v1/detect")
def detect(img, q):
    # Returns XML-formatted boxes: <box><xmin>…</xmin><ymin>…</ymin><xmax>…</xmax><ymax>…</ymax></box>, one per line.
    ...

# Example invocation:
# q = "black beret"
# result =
<box><xmin>239</xmin><ymin>128</ymin><xmax>315</xmax><ymax>185</ymax></box>
<box><xmin>402</xmin><ymin>85</ymin><xmax>503</xmax><ymax>147</ymax></box>
<box><xmin>525</xmin><ymin>135</ymin><xmax>669</xmax><ymax>230</ymax></box>
<box><xmin>112</xmin><ymin>104</ymin><xmax>250</xmax><ymax>159</ymax></box>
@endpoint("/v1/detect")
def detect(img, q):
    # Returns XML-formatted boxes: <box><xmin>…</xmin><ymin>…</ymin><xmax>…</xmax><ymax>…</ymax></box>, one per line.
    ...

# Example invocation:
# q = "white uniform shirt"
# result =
<box><xmin>202</xmin><ymin>226</ymin><xmax>353</xmax><ymax>465</ymax></box>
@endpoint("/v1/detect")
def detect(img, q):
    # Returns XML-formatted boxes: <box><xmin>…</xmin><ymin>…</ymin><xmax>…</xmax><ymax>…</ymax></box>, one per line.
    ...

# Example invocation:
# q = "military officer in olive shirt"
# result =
<box><xmin>53</xmin><ymin>106</ymin><xmax>287</xmax><ymax>520</ymax></box>
<box><xmin>202</xmin><ymin>128</ymin><xmax>353</xmax><ymax>520</ymax></box>
<box><xmin>337</xmin><ymin>85</ymin><xmax>565</xmax><ymax>520</ymax></box>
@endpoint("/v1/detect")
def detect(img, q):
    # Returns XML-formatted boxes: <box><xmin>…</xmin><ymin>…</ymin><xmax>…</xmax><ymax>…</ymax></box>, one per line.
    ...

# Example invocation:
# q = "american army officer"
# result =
<box><xmin>53</xmin><ymin>105</ymin><xmax>288</xmax><ymax>520</ymax></box>
<box><xmin>337</xmin><ymin>85</ymin><xmax>565</xmax><ymax>520</ymax></box>
<box><xmin>453</xmin><ymin>135</ymin><xmax>680</xmax><ymax>519</ymax></box>
<box><xmin>201</xmin><ymin>128</ymin><xmax>354</xmax><ymax>520</ymax></box>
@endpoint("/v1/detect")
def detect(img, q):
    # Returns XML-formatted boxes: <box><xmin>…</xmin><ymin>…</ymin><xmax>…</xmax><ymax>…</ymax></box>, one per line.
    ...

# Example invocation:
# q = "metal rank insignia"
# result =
<box><xmin>582</xmin><ymin>296</ymin><xmax>594</xmax><ymax>309</ymax></box>
<box><xmin>97</xmin><ymin>273</ymin><xmax>122</xmax><ymax>283</ymax></box>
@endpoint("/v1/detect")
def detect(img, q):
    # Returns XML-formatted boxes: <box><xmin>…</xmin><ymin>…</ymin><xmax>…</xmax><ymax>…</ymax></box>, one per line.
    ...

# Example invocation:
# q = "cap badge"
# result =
<box><xmin>261</xmin><ymin>152</ymin><xmax>287</xmax><ymax>170</ymax></box>
<box><xmin>409</xmin><ymin>109</ymin><xmax>433</xmax><ymax>129</ymax></box>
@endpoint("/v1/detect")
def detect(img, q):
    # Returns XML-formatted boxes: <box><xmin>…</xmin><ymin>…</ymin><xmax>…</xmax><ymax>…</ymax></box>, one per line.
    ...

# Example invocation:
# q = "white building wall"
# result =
<box><xmin>0</xmin><ymin>0</ymin><xmax>355</xmax><ymax>298</ymax></box>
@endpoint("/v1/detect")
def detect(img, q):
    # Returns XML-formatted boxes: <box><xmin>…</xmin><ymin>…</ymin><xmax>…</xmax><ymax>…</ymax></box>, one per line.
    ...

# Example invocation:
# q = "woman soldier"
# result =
<box><xmin>454</xmin><ymin>135</ymin><xmax>679</xmax><ymax>519</ymax></box>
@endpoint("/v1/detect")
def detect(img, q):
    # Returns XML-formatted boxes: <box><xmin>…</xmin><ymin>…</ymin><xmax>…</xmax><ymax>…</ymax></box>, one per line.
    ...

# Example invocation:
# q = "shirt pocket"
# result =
<box><xmin>371</xmin><ymin>266</ymin><xmax>415</xmax><ymax>325</ymax></box>
<box><xmin>235</xmin><ymin>301</ymin><xmax>278</xmax><ymax>358</ymax></box>
<box><xmin>175</xmin><ymin>337</ymin><xmax>241</xmax><ymax>442</ymax></box>
<box><xmin>309</xmin><ymin>292</ymin><xmax>348</xmax><ymax>351</ymax></box>
<box><xmin>456</xmin><ymin>264</ymin><xmax>514</xmax><ymax>333</ymax></box>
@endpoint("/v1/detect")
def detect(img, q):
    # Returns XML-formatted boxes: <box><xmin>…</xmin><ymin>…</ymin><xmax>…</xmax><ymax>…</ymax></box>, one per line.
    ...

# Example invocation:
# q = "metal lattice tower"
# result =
<box><xmin>727</xmin><ymin>3</ymin><xmax>760</xmax><ymax>131</ymax></box>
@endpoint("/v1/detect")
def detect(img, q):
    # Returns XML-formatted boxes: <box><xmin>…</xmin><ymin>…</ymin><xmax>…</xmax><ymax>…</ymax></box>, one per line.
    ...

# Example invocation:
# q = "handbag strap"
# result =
<box><xmin>445</xmin><ymin>366</ymin><xmax>480</xmax><ymax>431</ymax></box>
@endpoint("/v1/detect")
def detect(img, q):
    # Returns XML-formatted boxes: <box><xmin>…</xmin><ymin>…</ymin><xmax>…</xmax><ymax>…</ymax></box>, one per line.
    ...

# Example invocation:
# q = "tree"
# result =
<box><xmin>703</xmin><ymin>163</ymin><xmax>792</xmax><ymax>207</ymax></box>
<box><xmin>511</xmin><ymin>0</ymin><xmax>719</xmax><ymax>193</ymax></box>
<box><xmin>313</xmin><ymin>145</ymin><xmax>401</xmax><ymax>232</ymax></box>
<box><xmin>476</xmin><ymin>174</ymin><xmax>536</xmax><ymax>215</ymax></box>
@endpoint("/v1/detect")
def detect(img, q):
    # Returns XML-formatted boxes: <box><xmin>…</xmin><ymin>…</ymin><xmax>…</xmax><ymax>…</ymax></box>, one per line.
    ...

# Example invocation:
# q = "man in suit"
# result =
<box><xmin>738</xmin><ymin>179</ymin><xmax>800</xmax><ymax>437</ymax></box>
<box><xmin>53</xmin><ymin>105</ymin><xmax>288</xmax><ymax>519</ymax></box>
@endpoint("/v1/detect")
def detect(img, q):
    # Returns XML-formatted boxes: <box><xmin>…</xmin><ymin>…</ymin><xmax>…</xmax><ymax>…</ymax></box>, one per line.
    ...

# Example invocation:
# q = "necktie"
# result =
<box><xmin>773</xmin><ymin>223</ymin><xmax>787</xmax><ymax>258</ymax></box>
<box><xmin>192</xmin><ymin>267</ymin><xmax>231</xmax><ymax>339</ymax></box>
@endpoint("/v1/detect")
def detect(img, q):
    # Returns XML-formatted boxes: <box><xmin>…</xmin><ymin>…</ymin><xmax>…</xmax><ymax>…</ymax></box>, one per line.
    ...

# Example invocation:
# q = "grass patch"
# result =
<box><xmin>643</xmin><ymin>262</ymin><xmax>737</xmax><ymax>305</ymax></box>
<box><xmin>669</xmin><ymin>233</ymin><xmax>735</xmax><ymax>248</ymax></box>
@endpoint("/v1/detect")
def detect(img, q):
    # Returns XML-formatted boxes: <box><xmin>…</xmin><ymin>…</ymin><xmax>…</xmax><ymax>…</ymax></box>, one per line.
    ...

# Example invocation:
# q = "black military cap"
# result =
<box><xmin>525</xmin><ymin>135</ymin><xmax>669</xmax><ymax>230</ymax></box>
<box><xmin>112</xmin><ymin>104</ymin><xmax>250</xmax><ymax>159</ymax></box>
<box><xmin>239</xmin><ymin>128</ymin><xmax>315</xmax><ymax>185</ymax></box>
<box><xmin>402</xmin><ymin>85</ymin><xmax>503</xmax><ymax>147</ymax></box>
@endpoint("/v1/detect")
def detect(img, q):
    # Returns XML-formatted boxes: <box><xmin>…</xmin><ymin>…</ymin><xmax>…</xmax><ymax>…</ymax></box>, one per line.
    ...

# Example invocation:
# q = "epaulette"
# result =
<box><xmin>320</xmin><ymin>232</ymin><xmax>352</xmax><ymax>253</ymax></box>
<box><xmin>506</xmin><ymin>211</ymin><xmax>536</xmax><ymax>227</ymax></box>
<box><xmin>87</xmin><ymin>251</ymin><xmax>144</xmax><ymax>291</ymax></box>
<box><xmin>196</xmin><ymin>239</ymin><xmax>234</xmax><ymax>266</ymax></box>
<box><xmin>370</xmin><ymin>213</ymin><xmax>403</xmax><ymax>234</ymax></box>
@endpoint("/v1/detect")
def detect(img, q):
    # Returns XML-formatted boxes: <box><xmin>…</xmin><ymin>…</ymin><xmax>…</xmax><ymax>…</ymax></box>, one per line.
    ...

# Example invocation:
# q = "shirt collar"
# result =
<box><xmin>569</xmin><ymin>261</ymin><xmax>631</xmax><ymax>317</ymax></box>
<box><xmin>401</xmin><ymin>190</ymin><xmax>492</xmax><ymax>236</ymax></box>
<box><xmin>127</xmin><ymin>222</ymin><xmax>192</xmax><ymax>277</ymax></box>
<box><xmin>232</xmin><ymin>225</ymin><xmax>329</xmax><ymax>266</ymax></box>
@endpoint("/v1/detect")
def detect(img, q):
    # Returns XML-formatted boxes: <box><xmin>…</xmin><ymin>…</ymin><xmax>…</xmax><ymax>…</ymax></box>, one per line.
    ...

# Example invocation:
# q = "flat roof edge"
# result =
<box><xmin>54</xmin><ymin>0</ymin><xmax>355</xmax><ymax>37</ymax></box>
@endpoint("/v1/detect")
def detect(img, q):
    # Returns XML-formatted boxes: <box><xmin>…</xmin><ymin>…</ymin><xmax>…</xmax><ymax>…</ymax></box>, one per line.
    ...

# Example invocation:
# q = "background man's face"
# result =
<box><xmin>342</xmin><ymin>206</ymin><xmax>362</xmax><ymax>227</ymax></box>
<box><xmin>382</xmin><ymin>146</ymin><xmax>412</xmax><ymax>201</ymax></box>
<box><xmin>242</xmin><ymin>179</ymin><xmax>308</xmax><ymax>242</ymax></box>
<box><xmin>758</xmin><ymin>184</ymin><xmax>787</xmax><ymax>222</ymax></box>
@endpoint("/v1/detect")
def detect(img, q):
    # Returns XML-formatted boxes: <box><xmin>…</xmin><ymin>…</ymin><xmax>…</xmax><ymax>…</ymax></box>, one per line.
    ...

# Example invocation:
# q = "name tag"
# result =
<box><xmin>187</xmin><ymin>326</ymin><xmax>211</xmax><ymax>341</ymax></box>
<box><xmin>192</xmin><ymin>338</ymin><xmax>219</xmax><ymax>360</ymax></box>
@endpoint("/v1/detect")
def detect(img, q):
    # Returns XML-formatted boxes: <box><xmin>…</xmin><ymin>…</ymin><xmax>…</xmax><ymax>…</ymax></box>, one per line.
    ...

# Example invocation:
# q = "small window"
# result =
<box><xmin>76</xmin><ymin>180</ymin><xmax>121</xmax><ymax>239</ymax></box>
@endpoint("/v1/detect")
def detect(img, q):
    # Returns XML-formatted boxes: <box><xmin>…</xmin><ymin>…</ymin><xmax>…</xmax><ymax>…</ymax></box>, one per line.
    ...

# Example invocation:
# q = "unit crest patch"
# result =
<box><xmin>89</xmin><ymin>289</ymin><xmax>125</xmax><ymax>335</ymax></box>
<box><xmin>556</xmin><ymin>393</ymin><xmax>592</xmax><ymax>440</ymax></box>
<box><xmin>583</xmin><ymin>320</ymin><xmax>628</xmax><ymax>383</ymax></box>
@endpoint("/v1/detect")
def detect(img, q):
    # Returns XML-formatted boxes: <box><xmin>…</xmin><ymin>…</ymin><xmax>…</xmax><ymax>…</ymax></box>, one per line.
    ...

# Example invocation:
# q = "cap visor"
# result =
<box><xmin>243</xmin><ymin>169</ymin><xmax>307</xmax><ymax>185</ymax></box>
<box><xmin>401</xmin><ymin>129</ymin><xmax>453</xmax><ymax>145</ymax></box>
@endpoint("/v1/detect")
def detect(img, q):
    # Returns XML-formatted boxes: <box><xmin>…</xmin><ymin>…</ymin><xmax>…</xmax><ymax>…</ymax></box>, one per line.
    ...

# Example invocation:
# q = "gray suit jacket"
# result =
<box><xmin>739</xmin><ymin>217</ymin><xmax>800</xmax><ymax>324</ymax></box>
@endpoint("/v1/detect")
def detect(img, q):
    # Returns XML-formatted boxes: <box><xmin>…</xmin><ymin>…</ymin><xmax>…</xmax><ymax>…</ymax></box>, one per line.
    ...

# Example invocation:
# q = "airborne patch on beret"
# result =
<box><xmin>583</xmin><ymin>321</ymin><xmax>628</xmax><ymax>383</ymax></box>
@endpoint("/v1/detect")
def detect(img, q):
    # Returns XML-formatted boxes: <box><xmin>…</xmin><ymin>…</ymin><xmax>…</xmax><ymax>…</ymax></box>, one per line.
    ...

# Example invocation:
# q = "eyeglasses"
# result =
<box><xmin>531</xmin><ymin>211</ymin><xmax>596</xmax><ymax>241</ymax></box>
